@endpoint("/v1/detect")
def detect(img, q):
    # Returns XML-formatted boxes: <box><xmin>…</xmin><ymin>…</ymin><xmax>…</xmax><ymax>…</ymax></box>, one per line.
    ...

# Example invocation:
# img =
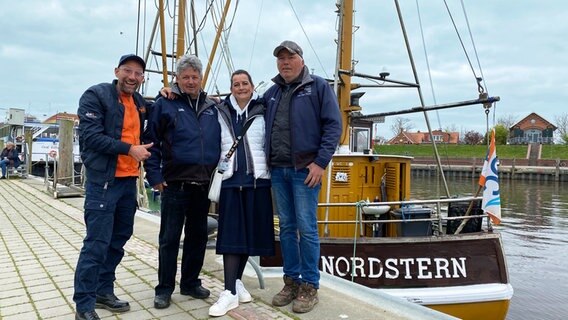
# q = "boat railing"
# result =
<box><xmin>44</xmin><ymin>152</ymin><xmax>85</xmax><ymax>198</ymax></box>
<box><xmin>317</xmin><ymin>196</ymin><xmax>488</xmax><ymax>237</ymax></box>
<box><xmin>31</xmin><ymin>150</ymin><xmax>82</xmax><ymax>163</ymax></box>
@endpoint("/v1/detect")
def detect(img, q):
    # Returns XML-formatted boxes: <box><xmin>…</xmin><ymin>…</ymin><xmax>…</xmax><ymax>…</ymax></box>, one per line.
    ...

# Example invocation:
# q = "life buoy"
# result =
<box><xmin>48</xmin><ymin>150</ymin><xmax>57</xmax><ymax>158</ymax></box>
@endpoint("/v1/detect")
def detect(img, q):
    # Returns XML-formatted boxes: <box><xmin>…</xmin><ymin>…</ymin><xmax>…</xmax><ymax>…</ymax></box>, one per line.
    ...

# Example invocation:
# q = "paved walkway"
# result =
<box><xmin>0</xmin><ymin>177</ymin><xmax>451</xmax><ymax>320</ymax></box>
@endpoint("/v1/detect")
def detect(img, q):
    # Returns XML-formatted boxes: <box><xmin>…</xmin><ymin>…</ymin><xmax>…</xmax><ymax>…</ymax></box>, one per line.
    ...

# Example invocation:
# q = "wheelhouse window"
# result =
<box><xmin>352</xmin><ymin>127</ymin><xmax>370</xmax><ymax>152</ymax></box>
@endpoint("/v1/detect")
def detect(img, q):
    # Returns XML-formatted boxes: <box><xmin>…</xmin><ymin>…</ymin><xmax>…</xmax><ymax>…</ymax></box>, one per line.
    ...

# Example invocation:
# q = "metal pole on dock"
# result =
<box><xmin>25</xmin><ymin>130</ymin><xmax>32</xmax><ymax>175</ymax></box>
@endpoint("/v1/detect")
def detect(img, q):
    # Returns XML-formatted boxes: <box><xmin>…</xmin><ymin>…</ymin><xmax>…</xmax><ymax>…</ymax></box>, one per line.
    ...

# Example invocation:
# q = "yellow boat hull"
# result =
<box><xmin>428</xmin><ymin>299</ymin><xmax>510</xmax><ymax>320</ymax></box>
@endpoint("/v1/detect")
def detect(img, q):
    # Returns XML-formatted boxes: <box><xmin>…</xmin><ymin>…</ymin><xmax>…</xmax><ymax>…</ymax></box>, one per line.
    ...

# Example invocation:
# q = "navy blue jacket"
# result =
<box><xmin>77</xmin><ymin>80</ymin><xmax>148</xmax><ymax>186</ymax></box>
<box><xmin>143</xmin><ymin>84</ymin><xmax>221</xmax><ymax>186</ymax></box>
<box><xmin>264</xmin><ymin>66</ymin><xmax>342</xmax><ymax>169</ymax></box>
<box><xmin>1</xmin><ymin>147</ymin><xmax>21</xmax><ymax>168</ymax></box>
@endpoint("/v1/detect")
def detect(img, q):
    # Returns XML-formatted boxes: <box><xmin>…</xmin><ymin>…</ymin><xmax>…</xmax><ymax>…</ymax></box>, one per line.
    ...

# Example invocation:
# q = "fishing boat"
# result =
<box><xmin>136</xmin><ymin>1</ymin><xmax>512</xmax><ymax>319</ymax></box>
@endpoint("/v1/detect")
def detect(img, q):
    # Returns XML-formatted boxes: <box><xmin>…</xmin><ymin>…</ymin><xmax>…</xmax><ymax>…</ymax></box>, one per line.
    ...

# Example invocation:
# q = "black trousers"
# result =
<box><xmin>155</xmin><ymin>182</ymin><xmax>209</xmax><ymax>295</ymax></box>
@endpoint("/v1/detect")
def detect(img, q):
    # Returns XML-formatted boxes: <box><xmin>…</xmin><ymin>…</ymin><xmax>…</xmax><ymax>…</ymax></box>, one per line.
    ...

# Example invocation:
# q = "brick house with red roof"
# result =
<box><xmin>508</xmin><ymin>112</ymin><xmax>556</xmax><ymax>144</ymax></box>
<box><xmin>387</xmin><ymin>129</ymin><xmax>459</xmax><ymax>145</ymax></box>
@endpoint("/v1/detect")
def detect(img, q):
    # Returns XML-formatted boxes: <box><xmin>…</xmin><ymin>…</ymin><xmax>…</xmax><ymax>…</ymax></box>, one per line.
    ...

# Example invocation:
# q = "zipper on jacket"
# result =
<box><xmin>288</xmin><ymin>89</ymin><xmax>297</xmax><ymax>170</ymax></box>
<box><xmin>285</xmin><ymin>75</ymin><xmax>312</xmax><ymax>170</ymax></box>
<box><xmin>102</xmin><ymin>181</ymin><xmax>108</xmax><ymax>198</ymax></box>
<box><xmin>193</xmin><ymin>92</ymin><xmax>210</xmax><ymax>181</ymax></box>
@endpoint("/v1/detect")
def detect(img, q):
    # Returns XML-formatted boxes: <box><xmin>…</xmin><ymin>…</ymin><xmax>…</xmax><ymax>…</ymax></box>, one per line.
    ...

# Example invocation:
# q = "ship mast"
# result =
<box><xmin>334</xmin><ymin>0</ymin><xmax>453</xmax><ymax>197</ymax></box>
<box><xmin>336</xmin><ymin>0</ymin><xmax>357</xmax><ymax>151</ymax></box>
<box><xmin>144</xmin><ymin>0</ymin><xmax>230</xmax><ymax>90</ymax></box>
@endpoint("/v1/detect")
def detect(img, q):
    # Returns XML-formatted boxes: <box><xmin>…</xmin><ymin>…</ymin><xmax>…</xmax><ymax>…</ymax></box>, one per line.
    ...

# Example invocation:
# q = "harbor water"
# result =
<box><xmin>411</xmin><ymin>175</ymin><xmax>568</xmax><ymax>320</ymax></box>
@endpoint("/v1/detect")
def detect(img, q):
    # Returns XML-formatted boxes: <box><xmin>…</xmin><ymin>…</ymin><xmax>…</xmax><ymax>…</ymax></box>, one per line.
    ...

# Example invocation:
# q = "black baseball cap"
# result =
<box><xmin>117</xmin><ymin>54</ymin><xmax>146</xmax><ymax>71</ymax></box>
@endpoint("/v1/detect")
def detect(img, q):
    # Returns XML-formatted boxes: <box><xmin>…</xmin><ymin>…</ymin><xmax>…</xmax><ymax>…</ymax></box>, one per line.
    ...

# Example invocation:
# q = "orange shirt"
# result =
<box><xmin>115</xmin><ymin>93</ymin><xmax>141</xmax><ymax>177</ymax></box>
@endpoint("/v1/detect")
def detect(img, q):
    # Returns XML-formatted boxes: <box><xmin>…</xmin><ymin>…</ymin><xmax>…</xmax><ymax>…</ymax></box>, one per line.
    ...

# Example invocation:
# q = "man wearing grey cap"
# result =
<box><xmin>73</xmin><ymin>54</ymin><xmax>152</xmax><ymax>320</ymax></box>
<box><xmin>264</xmin><ymin>40</ymin><xmax>341</xmax><ymax>313</ymax></box>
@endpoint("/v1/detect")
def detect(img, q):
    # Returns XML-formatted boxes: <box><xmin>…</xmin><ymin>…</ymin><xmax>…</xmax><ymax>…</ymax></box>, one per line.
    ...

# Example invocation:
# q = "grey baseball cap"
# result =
<box><xmin>273</xmin><ymin>40</ymin><xmax>303</xmax><ymax>58</ymax></box>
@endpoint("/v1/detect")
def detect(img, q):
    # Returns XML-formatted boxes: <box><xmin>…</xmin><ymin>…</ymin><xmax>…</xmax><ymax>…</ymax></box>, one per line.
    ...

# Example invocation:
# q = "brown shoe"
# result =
<box><xmin>271</xmin><ymin>275</ymin><xmax>299</xmax><ymax>307</ymax></box>
<box><xmin>292</xmin><ymin>282</ymin><xmax>318</xmax><ymax>313</ymax></box>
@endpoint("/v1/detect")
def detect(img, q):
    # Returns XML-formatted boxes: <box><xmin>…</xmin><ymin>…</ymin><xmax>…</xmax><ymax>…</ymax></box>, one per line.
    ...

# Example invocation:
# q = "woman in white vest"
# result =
<box><xmin>209</xmin><ymin>69</ymin><xmax>274</xmax><ymax>317</ymax></box>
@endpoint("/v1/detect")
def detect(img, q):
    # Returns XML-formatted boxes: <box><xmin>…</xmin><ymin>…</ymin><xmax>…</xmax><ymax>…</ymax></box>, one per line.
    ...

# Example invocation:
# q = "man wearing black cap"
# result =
<box><xmin>264</xmin><ymin>41</ymin><xmax>341</xmax><ymax>313</ymax></box>
<box><xmin>73</xmin><ymin>54</ymin><xmax>153</xmax><ymax>320</ymax></box>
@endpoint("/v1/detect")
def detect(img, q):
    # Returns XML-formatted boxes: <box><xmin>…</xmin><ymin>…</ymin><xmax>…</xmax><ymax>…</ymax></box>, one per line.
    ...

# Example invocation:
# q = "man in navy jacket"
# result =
<box><xmin>265</xmin><ymin>40</ymin><xmax>341</xmax><ymax>314</ymax></box>
<box><xmin>74</xmin><ymin>54</ymin><xmax>152</xmax><ymax>320</ymax></box>
<box><xmin>143</xmin><ymin>54</ymin><xmax>221</xmax><ymax>309</ymax></box>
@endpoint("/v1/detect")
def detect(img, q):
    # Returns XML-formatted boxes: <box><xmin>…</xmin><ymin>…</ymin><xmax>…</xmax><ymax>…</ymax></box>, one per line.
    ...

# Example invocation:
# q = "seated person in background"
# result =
<box><xmin>0</xmin><ymin>141</ymin><xmax>21</xmax><ymax>179</ymax></box>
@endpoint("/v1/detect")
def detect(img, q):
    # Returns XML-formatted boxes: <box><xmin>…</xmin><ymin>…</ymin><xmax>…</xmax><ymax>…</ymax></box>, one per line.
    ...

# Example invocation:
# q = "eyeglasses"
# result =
<box><xmin>119</xmin><ymin>67</ymin><xmax>145</xmax><ymax>78</ymax></box>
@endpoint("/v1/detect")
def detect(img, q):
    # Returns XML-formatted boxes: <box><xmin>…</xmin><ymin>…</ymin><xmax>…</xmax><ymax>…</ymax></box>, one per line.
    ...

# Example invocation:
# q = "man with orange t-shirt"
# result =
<box><xmin>74</xmin><ymin>54</ymin><xmax>153</xmax><ymax>320</ymax></box>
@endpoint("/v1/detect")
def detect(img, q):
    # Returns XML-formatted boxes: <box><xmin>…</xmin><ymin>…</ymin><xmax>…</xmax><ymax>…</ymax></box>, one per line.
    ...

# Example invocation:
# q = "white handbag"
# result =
<box><xmin>208</xmin><ymin>169</ymin><xmax>223</xmax><ymax>202</ymax></box>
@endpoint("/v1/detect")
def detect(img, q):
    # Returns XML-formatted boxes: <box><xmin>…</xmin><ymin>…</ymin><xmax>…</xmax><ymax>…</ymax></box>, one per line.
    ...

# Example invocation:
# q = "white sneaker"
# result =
<box><xmin>236</xmin><ymin>279</ymin><xmax>252</xmax><ymax>303</ymax></box>
<box><xmin>209</xmin><ymin>290</ymin><xmax>238</xmax><ymax>317</ymax></box>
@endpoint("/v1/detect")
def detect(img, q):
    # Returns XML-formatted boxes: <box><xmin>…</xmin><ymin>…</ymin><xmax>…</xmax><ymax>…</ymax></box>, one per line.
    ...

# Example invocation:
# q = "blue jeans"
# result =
<box><xmin>73</xmin><ymin>177</ymin><xmax>137</xmax><ymax>313</ymax></box>
<box><xmin>271</xmin><ymin>167</ymin><xmax>321</xmax><ymax>288</ymax></box>
<box><xmin>0</xmin><ymin>159</ymin><xmax>10</xmax><ymax>177</ymax></box>
<box><xmin>155</xmin><ymin>183</ymin><xmax>209</xmax><ymax>296</ymax></box>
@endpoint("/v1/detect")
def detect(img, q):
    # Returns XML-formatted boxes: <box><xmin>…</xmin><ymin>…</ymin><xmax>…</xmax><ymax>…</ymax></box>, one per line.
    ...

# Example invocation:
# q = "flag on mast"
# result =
<box><xmin>478</xmin><ymin>128</ymin><xmax>501</xmax><ymax>224</ymax></box>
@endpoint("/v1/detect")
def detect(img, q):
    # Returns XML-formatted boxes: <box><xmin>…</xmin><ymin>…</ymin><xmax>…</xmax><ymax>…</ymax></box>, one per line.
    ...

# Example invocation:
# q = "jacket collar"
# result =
<box><xmin>271</xmin><ymin>65</ymin><xmax>312</xmax><ymax>88</ymax></box>
<box><xmin>219</xmin><ymin>93</ymin><xmax>264</xmax><ymax>119</ymax></box>
<box><xmin>228</xmin><ymin>91</ymin><xmax>259</xmax><ymax>118</ymax></box>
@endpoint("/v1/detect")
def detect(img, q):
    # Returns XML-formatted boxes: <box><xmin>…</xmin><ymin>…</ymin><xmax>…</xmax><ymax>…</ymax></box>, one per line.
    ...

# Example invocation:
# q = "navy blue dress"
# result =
<box><xmin>216</xmin><ymin>108</ymin><xmax>275</xmax><ymax>256</ymax></box>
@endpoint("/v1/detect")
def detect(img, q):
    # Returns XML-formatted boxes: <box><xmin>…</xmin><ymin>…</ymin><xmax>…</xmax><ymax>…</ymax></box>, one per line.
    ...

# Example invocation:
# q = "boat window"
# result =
<box><xmin>351</xmin><ymin>127</ymin><xmax>370</xmax><ymax>153</ymax></box>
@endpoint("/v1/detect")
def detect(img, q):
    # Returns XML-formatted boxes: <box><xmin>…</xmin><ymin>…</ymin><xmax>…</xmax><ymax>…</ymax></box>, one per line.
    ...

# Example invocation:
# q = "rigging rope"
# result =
<box><xmin>459</xmin><ymin>0</ymin><xmax>496</xmax><ymax>129</ymax></box>
<box><xmin>170</xmin><ymin>0</ymin><xmax>177</xmax><ymax>77</ymax></box>
<box><xmin>248</xmin><ymin>0</ymin><xmax>264</xmax><ymax>71</ymax></box>
<box><xmin>351</xmin><ymin>200</ymin><xmax>366</xmax><ymax>282</ymax></box>
<box><xmin>136</xmin><ymin>0</ymin><xmax>151</xmax><ymax>95</ymax></box>
<box><xmin>186</xmin><ymin>0</ymin><xmax>215</xmax><ymax>54</ymax></box>
<box><xmin>459</xmin><ymin>0</ymin><xmax>488</xmax><ymax>95</ymax></box>
<box><xmin>136</xmin><ymin>0</ymin><xmax>141</xmax><ymax>56</ymax></box>
<box><xmin>136</xmin><ymin>0</ymin><xmax>143</xmax><ymax>94</ymax></box>
<box><xmin>212</xmin><ymin>0</ymin><xmax>239</xmax><ymax>33</ymax></box>
<box><xmin>166</xmin><ymin>0</ymin><xmax>175</xmax><ymax>19</ymax></box>
<box><xmin>203</xmin><ymin>0</ymin><xmax>237</xmax><ymax>93</ymax></box>
<box><xmin>442</xmin><ymin>0</ymin><xmax>482</xmax><ymax>91</ymax></box>
<box><xmin>442</xmin><ymin>1</ymin><xmax>497</xmax><ymax>131</ymax></box>
<box><xmin>286</xmin><ymin>0</ymin><xmax>329</xmax><ymax>78</ymax></box>
<box><xmin>415</xmin><ymin>0</ymin><xmax>451</xmax><ymax>187</ymax></box>
<box><xmin>415</xmin><ymin>1</ymin><xmax>441</xmax><ymax>130</ymax></box>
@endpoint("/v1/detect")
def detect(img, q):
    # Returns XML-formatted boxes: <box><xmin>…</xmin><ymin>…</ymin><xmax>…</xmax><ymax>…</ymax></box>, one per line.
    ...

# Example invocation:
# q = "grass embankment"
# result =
<box><xmin>374</xmin><ymin>144</ymin><xmax>568</xmax><ymax>159</ymax></box>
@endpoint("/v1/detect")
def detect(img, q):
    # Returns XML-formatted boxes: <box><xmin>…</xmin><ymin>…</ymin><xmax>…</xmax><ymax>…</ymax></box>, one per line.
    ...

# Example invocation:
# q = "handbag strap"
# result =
<box><xmin>224</xmin><ymin>117</ymin><xmax>255</xmax><ymax>160</ymax></box>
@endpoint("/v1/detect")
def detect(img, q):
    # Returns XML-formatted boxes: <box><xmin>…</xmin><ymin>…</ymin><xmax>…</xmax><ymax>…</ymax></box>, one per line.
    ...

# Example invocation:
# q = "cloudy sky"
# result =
<box><xmin>1</xmin><ymin>1</ymin><xmax>567</xmax><ymax>139</ymax></box>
